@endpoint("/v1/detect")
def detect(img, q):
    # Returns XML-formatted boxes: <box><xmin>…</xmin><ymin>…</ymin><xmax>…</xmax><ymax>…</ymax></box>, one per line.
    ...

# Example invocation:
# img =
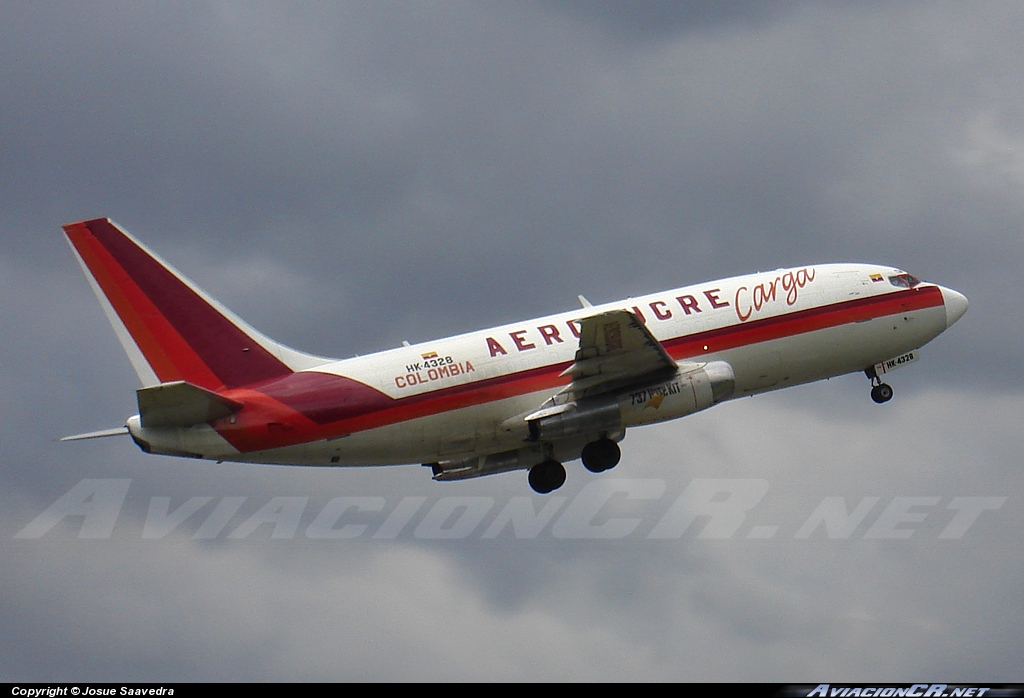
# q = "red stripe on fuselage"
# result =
<box><xmin>663</xmin><ymin>282</ymin><xmax>941</xmax><ymax>356</ymax></box>
<box><xmin>211</xmin><ymin>284</ymin><xmax>945</xmax><ymax>453</ymax></box>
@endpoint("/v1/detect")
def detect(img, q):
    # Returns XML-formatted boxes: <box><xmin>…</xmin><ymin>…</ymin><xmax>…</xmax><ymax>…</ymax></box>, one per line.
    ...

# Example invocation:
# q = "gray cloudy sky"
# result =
<box><xmin>3</xmin><ymin>0</ymin><xmax>1022</xmax><ymax>682</ymax></box>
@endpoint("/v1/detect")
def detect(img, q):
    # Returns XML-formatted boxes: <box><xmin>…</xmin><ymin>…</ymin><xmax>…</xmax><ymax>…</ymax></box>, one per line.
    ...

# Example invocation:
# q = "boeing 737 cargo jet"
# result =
<box><xmin>62</xmin><ymin>218</ymin><xmax>968</xmax><ymax>493</ymax></box>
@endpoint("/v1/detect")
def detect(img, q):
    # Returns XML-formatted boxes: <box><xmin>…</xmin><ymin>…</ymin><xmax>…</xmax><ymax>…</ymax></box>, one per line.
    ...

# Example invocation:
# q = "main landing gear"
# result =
<box><xmin>865</xmin><ymin>367</ymin><xmax>893</xmax><ymax>404</ymax></box>
<box><xmin>581</xmin><ymin>437</ymin><xmax>621</xmax><ymax>473</ymax></box>
<box><xmin>528</xmin><ymin>437</ymin><xmax>622</xmax><ymax>494</ymax></box>
<box><xmin>528</xmin><ymin>459</ymin><xmax>566</xmax><ymax>495</ymax></box>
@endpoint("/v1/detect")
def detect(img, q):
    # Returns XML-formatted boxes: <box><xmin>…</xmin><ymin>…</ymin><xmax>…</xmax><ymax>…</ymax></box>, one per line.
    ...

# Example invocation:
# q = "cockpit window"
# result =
<box><xmin>888</xmin><ymin>273</ymin><xmax>921</xmax><ymax>288</ymax></box>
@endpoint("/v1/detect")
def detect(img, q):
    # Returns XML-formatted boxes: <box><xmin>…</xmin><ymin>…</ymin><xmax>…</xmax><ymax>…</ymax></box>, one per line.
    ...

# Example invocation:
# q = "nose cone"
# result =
<box><xmin>940</xmin><ymin>286</ymin><xmax>969</xmax><ymax>328</ymax></box>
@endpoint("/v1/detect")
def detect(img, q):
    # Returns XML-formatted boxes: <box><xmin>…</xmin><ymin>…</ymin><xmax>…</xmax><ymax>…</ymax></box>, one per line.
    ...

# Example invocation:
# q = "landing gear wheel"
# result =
<box><xmin>870</xmin><ymin>383</ymin><xmax>893</xmax><ymax>404</ymax></box>
<box><xmin>581</xmin><ymin>438</ymin><xmax>621</xmax><ymax>473</ymax></box>
<box><xmin>528</xmin><ymin>460</ymin><xmax>566</xmax><ymax>494</ymax></box>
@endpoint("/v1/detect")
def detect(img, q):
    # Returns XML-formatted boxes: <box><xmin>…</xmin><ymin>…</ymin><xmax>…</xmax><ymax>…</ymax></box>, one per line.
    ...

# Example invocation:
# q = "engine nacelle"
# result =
<box><xmin>618</xmin><ymin>360</ymin><xmax>735</xmax><ymax>428</ymax></box>
<box><xmin>526</xmin><ymin>361</ymin><xmax>735</xmax><ymax>441</ymax></box>
<box><xmin>527</xmin><ymin>396</ymin><xmax>621</xmax><ymax>441</ymax></box>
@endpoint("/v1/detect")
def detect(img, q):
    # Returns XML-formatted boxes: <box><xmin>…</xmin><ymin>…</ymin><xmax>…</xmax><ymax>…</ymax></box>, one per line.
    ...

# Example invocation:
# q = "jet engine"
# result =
<box><xmin>527</xmin><ymin>360</ymin><xmax>735</xmax><ymax>442</ymax></box>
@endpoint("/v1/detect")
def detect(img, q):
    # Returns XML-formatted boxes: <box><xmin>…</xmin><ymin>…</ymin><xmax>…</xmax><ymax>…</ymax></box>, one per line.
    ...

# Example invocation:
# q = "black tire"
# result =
<box><xmin>581</xmin><ymin>438</ymin><xmax>621</xmax><ymax>473</ymax></box>
<box><xmin>528</xmin><ymin>460</ymin><xmax>566</xmax><ymax>494</ymax></box>
<box><xmin>871</xmin><ymin>383</ymin><xmax>894</xmax><ymax>404</ymax></box>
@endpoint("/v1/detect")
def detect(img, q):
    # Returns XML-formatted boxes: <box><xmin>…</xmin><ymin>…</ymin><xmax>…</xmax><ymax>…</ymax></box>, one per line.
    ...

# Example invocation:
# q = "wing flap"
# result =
<box><xmin>137</xmin><ymin>380</ymin><xmax>244</xmax><ymax>428</ymax></box>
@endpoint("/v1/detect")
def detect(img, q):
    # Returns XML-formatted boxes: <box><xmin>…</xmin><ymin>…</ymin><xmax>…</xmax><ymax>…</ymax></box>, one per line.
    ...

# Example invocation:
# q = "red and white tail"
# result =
<box><xmin>64</xmin><ymin>218</ymin><xmax>331</xmax><ymax>391</ymax></box>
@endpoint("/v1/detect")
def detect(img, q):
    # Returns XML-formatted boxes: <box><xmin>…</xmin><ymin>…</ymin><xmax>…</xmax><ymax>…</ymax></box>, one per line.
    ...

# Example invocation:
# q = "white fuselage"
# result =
<box><xmin>131</xmin><ymin>263</ymin><xmax>961</xmax><ymax>468</ymax></box>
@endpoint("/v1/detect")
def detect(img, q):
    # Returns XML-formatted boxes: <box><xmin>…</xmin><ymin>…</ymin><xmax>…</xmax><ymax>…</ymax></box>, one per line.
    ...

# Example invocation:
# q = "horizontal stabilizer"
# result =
<box><xmin>137</xmin><ymin>380</ymin><xmax>244</xmax><ymax>428</ymax></box>
<box><xmin>60</xmin><ymin>426</ymin><xmax>130</xmax><ymax>442</ymax></box>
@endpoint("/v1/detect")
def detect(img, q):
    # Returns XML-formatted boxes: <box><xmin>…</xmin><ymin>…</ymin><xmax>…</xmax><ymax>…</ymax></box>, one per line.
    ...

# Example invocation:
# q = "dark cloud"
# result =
<box><xmin>539</xmin><ymin>0</ymin><xmax>805</xmax><ymax>42</ymax></box>
<box><xmin>2</xmin><ymin>0</ymin><xmax>1022</xmax><ymax>682</ymax></box>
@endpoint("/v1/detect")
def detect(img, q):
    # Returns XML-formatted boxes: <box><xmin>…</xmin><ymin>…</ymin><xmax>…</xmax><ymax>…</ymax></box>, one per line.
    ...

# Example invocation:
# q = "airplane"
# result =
<box><xmin>62</xmin><ymin>218</ymin><xmax>968</xmax><ymax>494</ymax></box>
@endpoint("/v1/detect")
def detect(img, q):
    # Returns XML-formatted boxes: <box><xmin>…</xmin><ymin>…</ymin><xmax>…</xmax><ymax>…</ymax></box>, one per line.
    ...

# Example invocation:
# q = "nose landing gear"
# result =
<box><xmin>865</xmin><ymin>367</ymin><xmax>893</xmax><ymax>404</ymax></box>
<box><xmin>870</xmin><ymin>383</ymin><xmax>894</xmax><ymax>404</ymax></box>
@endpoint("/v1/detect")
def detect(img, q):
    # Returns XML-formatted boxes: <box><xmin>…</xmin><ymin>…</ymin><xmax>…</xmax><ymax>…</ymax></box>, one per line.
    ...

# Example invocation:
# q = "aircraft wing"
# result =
<box><xmin>560</xmin><ymin>308</ymin><xmax>678</xmax><ymax>400</ymax></box>
<box><xmin>517</xmin><ymin>309</ymin><xmax>679</xmax><ymax>427</ymax></box>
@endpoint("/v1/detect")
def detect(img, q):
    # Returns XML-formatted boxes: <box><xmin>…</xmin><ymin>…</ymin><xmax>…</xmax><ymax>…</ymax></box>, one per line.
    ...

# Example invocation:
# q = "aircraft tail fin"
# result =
<box><xmin>63</xmin><ymin>218</ymin><xmax>331</xmax><ymax>391</ymax></box>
